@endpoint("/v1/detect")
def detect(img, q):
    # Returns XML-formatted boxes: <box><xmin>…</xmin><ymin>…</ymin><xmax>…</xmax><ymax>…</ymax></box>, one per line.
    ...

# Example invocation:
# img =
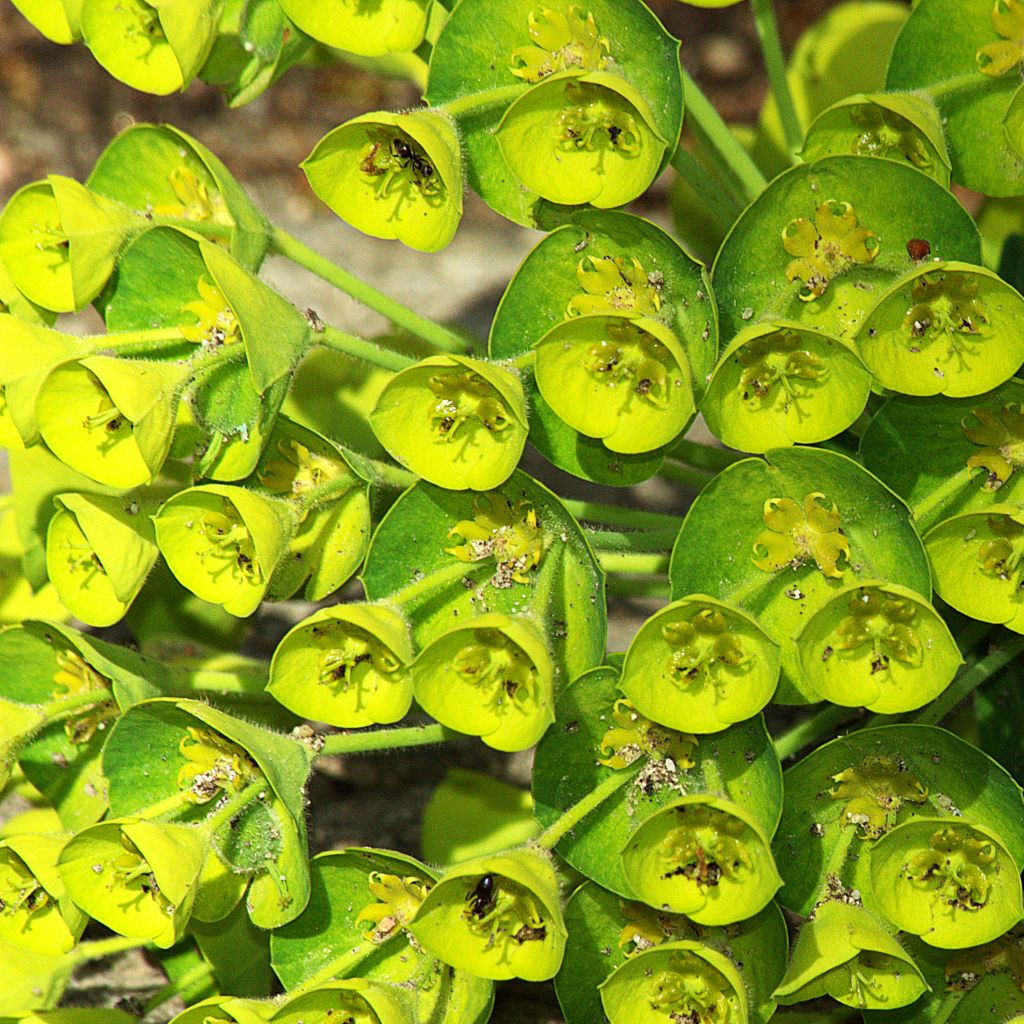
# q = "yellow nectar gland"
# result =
<box><xmin>583</xmin><ymin>321</ymin><xmax>675</xmax><ymax>409</ymax></box>
<box><xmin>657</xmin><ymin>805</ymin><xmax>752</xmax><ymax>891</ymax></box>
<box><xmin>597</xmin><ymin>698</ymin><xmax>697</xmax><ymax>771</ymax></box>
<box><xmin>828</xmin><ymin>756</ymin><xmax>928</xmax><ymax>838</ymax></box>
<box><xmin>509</xmin><ymin>5</ymin><xmax>611</xmax><ymax>82</ymax></box>
<box><xmin>557</xmin><ymin>83</ymin><xmax>641</xmax><ymax>157</ymax></box>
<box><xmin>752</xmin><ymin>491</ymin><xmax>851</xmax><ymax>578</ymax></box>
<box><xmin>51</xmin><ymin>650</ymin><xmax>116</xmax><ymax>745</ymax></box>
<box><xmin>152</xmin><ymin>166</ymin><xmax>229</xmax><ymax>224</ymax></box>
<box><xmin>0</xmin><ymin>850</ymin><xmax>50</xmax><ymax>921</ymax></box>
<box><xmin>186</xmin><ymin>504</ymin><xmax>262</xmax><ymax>586</ymax></box>
<box><xmin>181</xmin><ymin>277</ymin><xmax>240</xmax><ymax>347</ymax></box>
<box><xmin>964</xmin><ymin>403</ymin><xmax>1024</xmax><ymax>491</ymax></box>
<box><xmin>356</xmin><ymin>871</ymin><xmax>431</xmax><ymax>944</ymax></box>
<box><xmin>446</xmin><ymin>494</ymin><xmax>544</xmax><ymax>588</ymax></box>
<box><xmin>176</xmin><ymin>726</ymin><xmax>257</xmax><ymax>805</ymax></box>
<box><xmin>738</xmin><ymin>331</ymin><xmax>826</xmax><ymax>414</ymax></box>
<box><xmin>428</xmin><ymin>370</ymin><xmax>511</xmax><ymax>443</ymax></box>
<box><xmin>849</xmin><ymin>104</ymin><xmax>932</xmax><ymax>169</ymax></box>
<box><xmin>315</xmin><ymin>626</ymin><xmax>400</xmax><ymax>692</ymax></box>
<box><xmin>977</xmin><ymin>0</ymin><xmax>1024</xmax><ymax>77</ymax></box>
<box><xmin>567</xmin><ymin>254</ymin><xmax>663</xmax><ymax>318</ymax></box>
<box><xmin>782</xmin><ymin>200</ymin><xmax>879</xmax><ymax>302</ymax></box>
<box><xmin>977</xmin><ymin>514</ymin><xmax>1024</xmax><ymax>586</ymax></box>
<box><xmin>107</xmin><ymin>832</ymin><xmax>174</xmax><ymax>917</ymax></box>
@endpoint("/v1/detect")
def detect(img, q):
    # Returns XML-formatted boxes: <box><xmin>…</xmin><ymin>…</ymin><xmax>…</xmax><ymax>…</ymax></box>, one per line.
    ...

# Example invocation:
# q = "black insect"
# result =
<box><xmin>468</xmin><ymin>873</ymin><xmax>497</xmax><ymax>918</ymax></box>
<box><xmin>391</xmin><ymin>137</ymin><xmax>414</xmax><ymax>163</ymax></box>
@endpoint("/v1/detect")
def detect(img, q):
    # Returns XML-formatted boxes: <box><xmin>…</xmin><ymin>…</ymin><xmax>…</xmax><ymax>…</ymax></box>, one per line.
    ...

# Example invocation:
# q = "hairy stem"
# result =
<box><xmin>583</xmin><ymin>527</ymin><xmax>678</xmax><ymax>553</ymax></box>
<box><xmin>598</xmin><ymin>551</ymin><xmax>671</xmax><ymax>576</ymax></box>
<box><xmin>317</xmin><ymin>323</ymin><xmax>416</xmax><ymax>373</ymax></box>
<box><xmin>774</xmin><ymin>703</ymin><xmax>860</xmax><ymax>761</ymax></box>
<box><xmin>318</xmin><ymin>721</ymin><xmax>465</xmax><ymax>758</ymax></box>
<box><xmin>562</xmin><ymin>498</ymin><xmax>681</xmax><ymax>532</ymax></box>
<box><xmin>535</xmin><ymin>764</ymin><xmax>640</xmax><ymax>851</ymax></box>
<box><xmin>669</xmin><ymin>437</ymin><xmax>745</xmax><ymax>473</ymax></box>
<box><xmin>269</xmin><ymin>225</ymin><xmax>470</xmax><ymax>354</ymax></box>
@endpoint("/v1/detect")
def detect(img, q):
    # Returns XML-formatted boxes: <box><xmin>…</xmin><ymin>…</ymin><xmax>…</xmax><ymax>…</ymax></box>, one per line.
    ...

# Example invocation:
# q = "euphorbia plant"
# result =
<box><xmin>3</xmin><ymin>0</ymin><xmax>1024</xmax><ymax>1022</ymax></box>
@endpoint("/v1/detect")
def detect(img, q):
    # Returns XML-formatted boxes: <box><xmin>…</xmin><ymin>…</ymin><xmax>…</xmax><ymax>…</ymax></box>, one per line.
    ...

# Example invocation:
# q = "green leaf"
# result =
<box><xmin>421</xmin><ymin>769</ymin><xmax>539</xmax><ymax>867</ymax></box>
<box><xmin>0</xmin><ymin>941</ymin><xmax>76</xmax><ymax>1013</ymax></box>
<box><xmin>712</xmin><ymin>156</ymin><xmax>981</xmax><ymax>344</ymax></box>
<box><xmin>887</xmin><ymin>0</ymin><xmax>1024</xmax><ymax>195</ymax></box>
<box><xmin>702</xmin><ymin>322</ymin><xmax>871</xmax><ymax>454</ymax></box>
<box><xmin>773</xmin><ymin>724</ymin><xmax>1024</xmax><ymax>917</ymax></box>
<box><xmin>669</xmin><ymin>447</ymin><xmax>932</xmax><ymax>702</ymax></box>
<box><xmin>360</xmin><ymin>471</ymin><xmax>605</xmax><ymax>685</ymax></box>
<box><xmin>854</xmin><ymin>262</ymin><xmax>1024</xmax><ymax>396</ymax></box>
<box><xmin>532</xmin><ymin>667</ymin><xmax>782</xmax><ymax>899</ymax></box>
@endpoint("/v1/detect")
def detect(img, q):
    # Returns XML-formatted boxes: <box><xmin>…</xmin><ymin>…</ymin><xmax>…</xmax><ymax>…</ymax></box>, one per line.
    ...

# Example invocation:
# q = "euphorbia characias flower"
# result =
<box><xmin>620</xmin><ymin>796</ymin><xmax>782</xmax><ymax>924</ymax></box>
<box><xmin>596</xmin><ymin>698</ymin><xmax>697</xmax><ymax>771</ymax></box>
<box><xmin>600</xmin><ymin>940</ymin><xmax>749</xmax><ymax>1024</ymax></box>
<box><xmin>868</xmin><ymin>818</ymin><xmax>1024</xmax><ymax>947</ymax></box>
<box><xmin>619</xmin><ymin>596</ymin><xmax>780</xmax><ymax>733</ymax></box>
<box><xmin>412</xmin><ymin>612</ymin><xmax>554</xmax><ymax>752</ymax></box>
<box><xmin>0</xmin><ymin>175</ymin><xmax>137</xmax><ymax>313</ymax></box>
<box><xmin>276</xmin><ymin>0</ymin><xmax>429</xmax><ymax>56</ymax></box>
<box><xmin>497</xmin><ymin>70</ymin><xmax>667</xmax><ymax>208</ymax></box>
<box><xmin>752</xmin><ymin>491</ymin><xmax>851</xmax><ymax>578</ymax></box>
<box><xmin>355</xmin><ymin>870</ymin><xmax>431</xmax><ymax>943</ymax></box>
<box><xmin>964</xmin><ymin>402</ymin><xmax>1024</xmax><ymax>491</ymax></box>
<box><xmin>0</xmin><ymin>833</ymin><xmax>86</xmax><ymax>954</ymax></box>
<box><xmin>58</xmin><ymin>818</ymin><xmax>208</xmax><ymax>947</ymax></box>
<box><xmin>303</xmin><ymin>109</ymin><xmax>463</xmax><ymax>252</ymax></box>
<box><xmin>977</xmin><ymin>0</ymin><xmax>1024</xmax><ymax>75</ymax></box>
<box><xmin>46</xmin><ymin>491</ymin><xmax>160</xmax><ymax>627</ymax></box>
<box><xmin>153</xmin><ymin>484</ymin><xmax>291</xmax><ymax>617</ymax></box>
<box><xmin>176</xmin><ymin>725</ymin><xmax>258</xmax><ymax>805</ymax></box>
<box><xmin>35</xmin><ymin>356</ymin><xmax>187</xmax><ymax>488</ymax></box>
<box><xmin>408</xmin><ymin>851</ymin><xmax>568</xmax><ymax>981</ymax></box>
<box><xmin>782</xmin><ymin>199</ymin><xmax>879</xmax><ymax>301</ymax></box>
<box><xmin>796</xmin><ymin>582</ymin><xmax>961</xmax><ymax>714</ymax></box>
<box><xmin>773</xmin><ymin>900</ymin><xmax>927</xmax><ymax>1010</ymax></box>
<box><xmin>446</xmin><ymin>492</ymin><xmax>545</xmax><ymax>588</ymax></box>
<box><xmin>267</xmin><ymin>604</ymin><xmax>414</xmax><ymax>727</ymax></box>
<box><xmin>371</xmin><ymin>355</ymin><xmax>528</xmax><ymax>491</ymax></box>
<box><xmin>509</xmin><ymin>4</ymin><xmax>611</xmax><ymax>82</ymax></box>
<box><xmin>80</xmin><ymin>0</ymin><xmax>220</xmax><ymax>94</ymax></box>
<box><xmin>533</xmin><ymin>314</ymin><xmax>693</xmax><ymax>454</ymax></box>
<box><xmin>828</xmin><ymin>755</ymin><xmax>929</xmax><ymax>839</ymax></box>
<box><xmin>566</xmin><ymin>254</ymin><xmax>663</xmax><ymax>318</ymax></box>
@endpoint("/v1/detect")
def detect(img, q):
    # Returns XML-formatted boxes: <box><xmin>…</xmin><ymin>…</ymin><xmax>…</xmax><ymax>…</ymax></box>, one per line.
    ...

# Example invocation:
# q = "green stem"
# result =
<box><xmin>669</xmin><ymin>145</ymin><xmax>740</xmax><ymax>234</ymax></box>
<box><xmin>750</xmin><ymin>0</ymin><xmax>802</xmax><ymax>159</ymax></box>
<box><xmin>598</xmin><ymin>551</ymin><xmax>670</xmax><ymax>575</ymax></box>
<box><xmin>291</xmin><ymin>473</ymin><xmax>361</xmax><ymax>515</ymax></box>
<box><xmin>909</xmin><ymin>467</ymin><xmax>974</xmax><ymax>532</ymax></box>
<box><xmin>318</xmin><ymin>721</ymin><xmax>462</xmax><ymax>758</ymax></box>
<box><xmin>317</xmin><ymin>323</ymin><xmax>416</xmax><ymax>373</ymax></box>
<box><xmin>659</xmin><ymin>459</ymin><xmax>715</xmax><ymax>491</ymax></box>
<box><xmin>136</xmin><ymin>788</ymin><xmax>195</xmax><ymax>822</ymax></box>
<box><xmin>929</xmin><ymin>987</ymin><xmax>967</xmax><ymax>1024</ymax></box>
<box><xmin>385</xmin><ymin>558</ymin><xmax>477</xmax><ymax>608</ymax></box>
<box><xmin>584</xmin><ymin>528</ymin><xmax>677</xmax><ymax>553</ymax></box>
<box><xmin>141</xmin><ymin>959</ymin><xmax>215</xmax><ymax>1015</ymax></box>
<box><xmin>562</xmin><ymin>498</ymin><xmax>681</xmax><ymax>532</ymax></box>
<box><xmin>924</xmin><ymin>73</ymin><xmax>991</xmax><ymax>102</ymax></box>
<box><xmin>68</xmin><ymin>934</ymin><xmax>149</xmax><ymax>968</ymax></box>
<box><xmin>605</xmin><ymin>575</ymin><xmax>671</xmax><ymax>599</ymax></box>
<box><xmin>535</xmin><ymin>764</ymin><xmax>640</xmax><ymax>850</ymax></box>
<box><xmin>439</xmin><ymin>84</ymin><xmax>529</xmax><ymax>120</ymax></box>
<box><xmin>86</xmin><ymin>325</ymin><xmax>188</xmax><ymax>357</ymax></box>
<box><xmin>203</xmin><ymin>778</ymin><xmax>267</xmax><ymax>833</ymax></box>
<box><xmin>269</xmin><ymin>225</ymin><xmax>470</xmax><ymax>355</ymax></box>
<box><xmin>681</xmin><ymin>69</ymin><xmax>767</xmax><ymax>205</ymax></box>
<box><xmin>357</xmin><ymin>457</ymin><xmax>418</xmax><ymax>490</ymax></box>
<box><xmin>700</xmin><ymin>751</ymin><xmax>726</xmax><ymax>796</ymax></box>
<box><xmin>669</xmin><ymin>437</ymin><xmax>746</xmax><ymax>473</ymax></box>
<box><xmin>148</xmin><ymin>216</ymin><xmax>233</xmax><ymax>241</ymax></box>
<box><xmin>914</xmin><ymin>633</ymin><xmax>1024</xmax><ymax>727</ymax></box>
<box><xmin>774</xmin><ymin>702</ymin><xmax>860</xmax><ymax>761</ymax></box>
<box><xmin>39</xmin><ymin>688</ymin><xmax>116</xmax><ymax>722</ymax></box>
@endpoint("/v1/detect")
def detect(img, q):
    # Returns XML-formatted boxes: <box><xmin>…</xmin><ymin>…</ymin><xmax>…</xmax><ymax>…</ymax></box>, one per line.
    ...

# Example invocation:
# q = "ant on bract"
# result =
<box><xmin>359</xmin><ymin>132</ymin><xmax>441</xmax><ymax>200</ymax></box>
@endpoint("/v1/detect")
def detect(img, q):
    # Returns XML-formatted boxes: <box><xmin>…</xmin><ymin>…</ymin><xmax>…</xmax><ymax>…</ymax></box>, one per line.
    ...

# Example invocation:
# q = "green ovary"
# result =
<box><xmin>964</xmin><ymin>403</ymin><xmax>1024</xmax><ymax>491</ymax></box>
<box><xmin>0</xmin><ymin>851</ymin><xmax>49</xmax><ymax>922</ymax></box>
<box><xmin>453</xmin><ymin>630</ymin><xmax>539</xmax><ymax>716</ymax></box>
<box><xmin>738</xmin><ymin>331</ymin><xmax>826</xmax><ymax>413</ymax></box>
<box><xmin>316</xmin><ymin>626</ymin><xmax>400</xmax><ymax>693</ymax></box>
<box><xmin>834</xmin><ymin>588</ymin><xmax>923</xmax><ymax>673</ymax></box>
<box><xmin>849</xmin><ymin>105</ymin><xmax>931</xmax><ymax>168</ymax></box>
<box><xmin>906</xmin><ymin>826</ymin><xmax>997</xmax><ymax>911</ymax></box>
<box><xmin>902</xmin><ymin>273</ymin><xmax>988</xmax><ymax>367</ymax></box>
<box><xmin>427</xmin><ymin>371</ymin><xmax>511</xmax><ymax>444</ymax></box>
<box><xmin>658</xmin><ymin>807</ymin><xmax>751</xmax><ymax>890</ymax></box>
<box><xmin>583</xmin><ymin>323</ymin><xmax>674</xmax><ymax>409</ymax></box>
<box><xmin>661</xmin><ymin>608</ymin><xmax>751</xmax><ymax>700</ymax></box>
<box><xmin>978</xmin><ymin>514</ymin><xmax>1024</xmax><ymax>586</ymax></box>
<box><xmin>187</xmin><ymin>504</ymin><xmax>261</xmax><ymax>587</ymax></box>
<box><xmin>557</xmin><ymin>82</ymin><xmax>642</xmax><ymax>157</ymax></box>
<box><xmin>647</xmin><ymin>952</ymin><xmax>736</xmax><ymax>1024</ymax></box>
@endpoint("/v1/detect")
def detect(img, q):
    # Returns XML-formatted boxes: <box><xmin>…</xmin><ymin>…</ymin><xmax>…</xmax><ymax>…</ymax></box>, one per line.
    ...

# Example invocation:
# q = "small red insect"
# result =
<box><xmin>906</xmin><ymin>238</ymin><xmax>931</xmax><ymax>261</ymax></box>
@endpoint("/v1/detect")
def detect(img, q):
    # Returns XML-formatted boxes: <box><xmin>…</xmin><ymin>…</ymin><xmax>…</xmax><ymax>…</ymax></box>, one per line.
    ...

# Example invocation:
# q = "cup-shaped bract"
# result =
<box><xmin>277</xmin><ymin>0</ymin><xmax>428</xmax><ymax>56</ymax></box>
<box><xmin>600</xmin><ymin>940</ymin><xmax>750</xmax><ymax>1024</ymax></box>
<box><xmin>80</xmin><ymin>0</ymin><xmax>219</xmax><ymax>94</ymax></box>
<box><xmin>800</xmin><ymin>92</ymin><xmax>952</xmax><ymax>186</ymax></box>
<box><xmin>36</xmin><ymin>356</ymin><xmax>186</xmax><ymax>489</ymax></box>
<box><xmin>773</xmin><ymin>900</ymin><xmax>927</xmax><ymax>1010</ymax></box>
<box><xmin>796</xmin><ymin>581</ymin><xmax>961</xmax><ymax>713</ymax></box>
<box><xmin>153</xmin><ymin>484</ymin><xmax>290</xmax><ymax>617</ymax></box>
<box><xmin>371</xmin><ymin>355</ymin><xmax>528</xmax><ymax>491</ymax></box>
<box><xmin>619</xmin><ymin>596</ymin><xmax>780</xmax><ymax>733</ymax></box>
<box><xmin>0</xmin><ymin>176</ymin><xmax>137</xmax><ymax>313</ymax></box>
<box><xmin>269</xmin><ymin>979</ymin><xmax>409</xmax><ymax>1024</ymax></box>
<box><xmin>620</xmin><ymin>796</ymin><xmax>782</xmax><ymax>924</ymax></box>
<box><xmin>46</xmin><ymin>491</ymin><xmax>160</xmax><ymax>627</ymax></box>
<box><xmin>496</xmin><ymin>70</ymin><xmax>667</xmax><ymax>209</ymax></box>
<box><xmin>58</xmin><ymin>818</ymin><xmax>207</xmax><ymax>947</ymax></box>
<box><xmin>855</xmin><ymin>262</ymin><xmax>1024</xmax><ymax>397</ymax></box>
<box><xmin>267</xmin><ymin>604</ymin><xmax>414</xmax><ymax>727</ymax></box>
<box><xmin>303</xmin><ymin>109</ymin><xmax>462</xmax><ymax>252</ymax></box>
<box><xmin>868</xmin><ymin>817</ymin><xmax>1024</xmax><ymax>948</ymax></box>
<box><xmin>533</xmin><ymin>314</ymin><xmax>694</xmax><ymax>454</ymax></box>
<box><xmin>0</xmin><ymin>833</ymin><xmax>86</xmax><ymax>955</ymax></box>
<box><xmin>412</xmin><ymin>612</ymin><xmax>554</xmax><ymax>752</ymax></box>
<box><xmin>701</xmin><ymin>323</ymin><xmax>871</xmax><ymax>454</ymax></box>
<box><xmin>924</xmin><ymin>506</ymin><xmax>1024</xmax><ymax>633</ymax></box>
<box><xmin>408</xmin><ymin>850</ymin><xmax>567</xmax><ymax>981</ymax></box>
<box><xmin>11</xmin><ymin>0</ymin><xmax>83</xmax><ymax>42</ymax></box>
<box><xmin>165</xmin><ymin>996</ymin><xmax>273</xmax><ymax>1024</ymax></box>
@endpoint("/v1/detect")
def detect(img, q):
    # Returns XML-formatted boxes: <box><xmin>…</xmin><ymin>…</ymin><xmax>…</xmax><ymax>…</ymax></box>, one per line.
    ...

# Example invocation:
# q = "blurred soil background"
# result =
<box><xmin>0</xmin><ymin>3</ymin><xmax>852</xmax><ymax>1021</ymax></box>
